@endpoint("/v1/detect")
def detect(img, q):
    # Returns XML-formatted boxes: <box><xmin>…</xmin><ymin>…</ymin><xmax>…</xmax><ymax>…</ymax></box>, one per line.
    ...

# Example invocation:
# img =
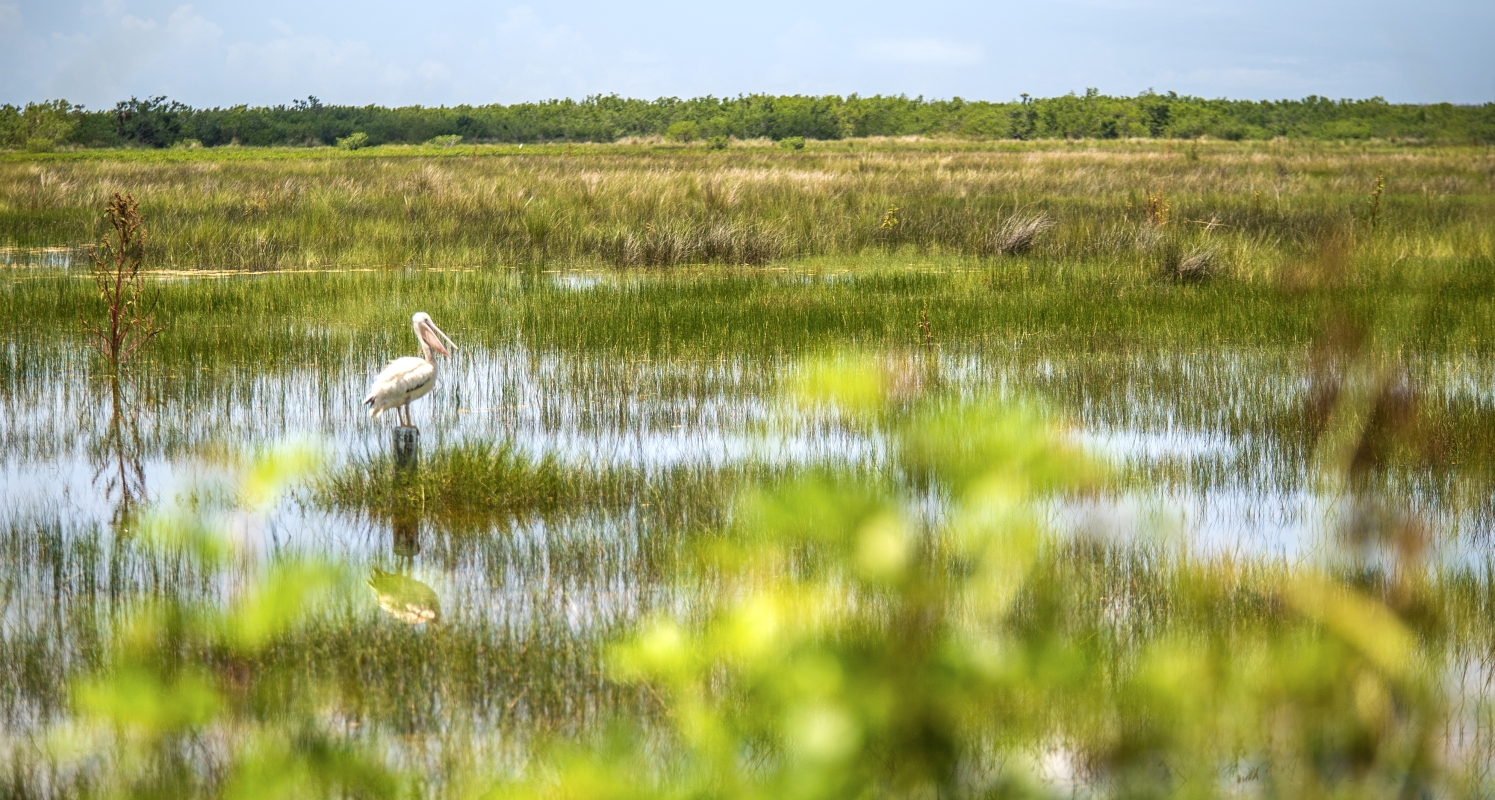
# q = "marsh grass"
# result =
<box><xmin>1158</xmin><ymin>242</ymin><xmax>1219</xmax><ymax>282</ymax></box>
<box><xmin>316</xmin><ymin>440</ymin><xmax>572</xmax><ymax>518</ymax></box>
<box><xmin>1</xmin><ymin>140</ymin><xmax>1489</xmax><ymax>279</ymax></box>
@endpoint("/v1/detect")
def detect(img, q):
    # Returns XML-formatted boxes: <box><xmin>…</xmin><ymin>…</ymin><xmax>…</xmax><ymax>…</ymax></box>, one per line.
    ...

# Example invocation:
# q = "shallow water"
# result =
<box><xmin>10</xmin><ymin>342</ymin><xmax>1491</xmax><ymax>556</ymax></box>
<box><xmin>5</xmin><ymin>267</ymin><xmax>1495</xmax><ymax>757</ymax></box>
<box><xmin>0</xmin><ymin>247</ymin><xmax>80</xmax><ymax>269</ymax></box>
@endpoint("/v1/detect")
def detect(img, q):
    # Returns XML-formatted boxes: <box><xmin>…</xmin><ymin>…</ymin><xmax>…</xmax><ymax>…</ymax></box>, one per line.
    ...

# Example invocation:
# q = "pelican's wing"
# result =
<box><xmin>363</xmin><ymin>356</ymin><xmax>434</xmax><ymax>416</ymax></box>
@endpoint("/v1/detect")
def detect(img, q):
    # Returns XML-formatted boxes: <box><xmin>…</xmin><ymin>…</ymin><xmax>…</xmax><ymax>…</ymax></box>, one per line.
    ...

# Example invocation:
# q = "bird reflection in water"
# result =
<box><xmin>368</xmin><ymin>505</ymin><xmax>441</xmax><ymax>625</ymax></box>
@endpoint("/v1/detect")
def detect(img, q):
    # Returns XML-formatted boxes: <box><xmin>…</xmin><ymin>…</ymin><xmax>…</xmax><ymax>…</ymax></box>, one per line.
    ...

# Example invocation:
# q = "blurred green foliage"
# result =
<box><xmin>0</xmin><ymin>100</ymin><xmax>80</xmax><ymax>151</ymax></box>
<box><xmin>495</xmin><ymin>357</ymin><xmax>1459</xmax><ymax>800</ymax></box>
<box><xmin>55</xmin><ymin>441</ymin><xmax>400</xmax><ymax>799</ymax></box>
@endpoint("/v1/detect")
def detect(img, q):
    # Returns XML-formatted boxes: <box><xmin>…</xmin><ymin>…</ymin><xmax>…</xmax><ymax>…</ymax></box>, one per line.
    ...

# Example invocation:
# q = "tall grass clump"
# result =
<box><xmin>316</xmin><ymin>440</ymin><xmax>572</xmax><ymax>518</ymax></box>
<box><xmin>981</xmin><ymin>211</ymin><xmax>1055</xmax><ymax>255</ymax></box>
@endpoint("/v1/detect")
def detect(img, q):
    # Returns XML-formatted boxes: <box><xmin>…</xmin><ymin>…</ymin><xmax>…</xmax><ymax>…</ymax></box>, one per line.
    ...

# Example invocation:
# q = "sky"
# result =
<box><xmin>0</xmin><ymin>0</ymin><xmax>1491</xmax><ymax>109</ymax></box>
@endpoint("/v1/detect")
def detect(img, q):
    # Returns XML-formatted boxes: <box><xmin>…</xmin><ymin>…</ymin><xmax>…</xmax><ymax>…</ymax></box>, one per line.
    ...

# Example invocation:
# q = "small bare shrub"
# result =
<box><xmin>1368</xmin><ymin>173</ymin><xmax>1385</xmax><ymax>229</ymax></box>
<box><xmin>83</xmin><ymin>192</ymin><xmax>162</xmax><ymax>368</ymax></box>
<box><xmin>1146</xmin><ymin>185</ymin><xmax>1171</xmax><ymax>225</ymax></box>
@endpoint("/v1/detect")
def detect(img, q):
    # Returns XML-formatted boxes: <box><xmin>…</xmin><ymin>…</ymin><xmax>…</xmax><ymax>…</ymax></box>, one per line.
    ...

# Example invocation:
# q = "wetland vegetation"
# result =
<box><xmin>1</xmin><ymin>138</ymin><xmax>1495</xmax><ymax>797</ymax></box>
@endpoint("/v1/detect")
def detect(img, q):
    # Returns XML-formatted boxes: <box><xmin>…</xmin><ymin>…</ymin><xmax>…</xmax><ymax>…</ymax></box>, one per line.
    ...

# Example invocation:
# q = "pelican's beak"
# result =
<box><xmin>420</xmin><ymin>319</ymin><xmax>454</xmax><ymax>357</ymax></box>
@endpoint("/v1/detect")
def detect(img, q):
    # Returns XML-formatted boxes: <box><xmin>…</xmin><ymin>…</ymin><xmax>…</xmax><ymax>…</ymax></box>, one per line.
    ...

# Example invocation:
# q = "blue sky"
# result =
<box><xmin>1</xmin><ymin>0</ymin><xmax>1490</xmax><ymax>108</ymax></box>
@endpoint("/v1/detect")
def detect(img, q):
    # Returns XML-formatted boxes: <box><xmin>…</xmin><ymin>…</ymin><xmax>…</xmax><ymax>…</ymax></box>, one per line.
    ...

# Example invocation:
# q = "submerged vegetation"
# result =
<box><xmin>0</xmin><ymin>138</ymin><xmax>1494</xmax><ymax>796</ymax></box>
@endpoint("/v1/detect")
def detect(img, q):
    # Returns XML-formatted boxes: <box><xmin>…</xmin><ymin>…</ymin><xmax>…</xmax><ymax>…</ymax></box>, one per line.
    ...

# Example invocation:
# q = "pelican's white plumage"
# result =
<box><xmin>364</xmin><ymin>312</ymin><xmax>456</xmax><ymax>428</ymax></box>
<box><xmin>365</xmin><ymin>356</ymin><xmax>436</xmax><ymax>416</ymax></box>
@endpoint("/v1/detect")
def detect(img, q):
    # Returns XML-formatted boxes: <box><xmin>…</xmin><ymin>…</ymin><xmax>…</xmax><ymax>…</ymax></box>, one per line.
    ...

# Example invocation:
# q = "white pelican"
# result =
<box><xmin>364</xmin><ymin>312</ymin><xmax>456</xmax><ymax>429</ymax></box>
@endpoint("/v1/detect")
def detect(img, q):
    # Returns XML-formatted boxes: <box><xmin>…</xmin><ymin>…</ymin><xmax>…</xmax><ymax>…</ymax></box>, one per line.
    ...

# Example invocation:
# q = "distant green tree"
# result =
<box><xmin>1</xmin><ymin>100</ymin><xmax>82</xmax><ymax>148</ymax></box>
<box><xmin>0</xmin><ymin>105</ymin><xmax>23</xmax><ymax>147</ymax></box>
<box><xmin>7</xmin><ymin>92</ymin><xmax>1489</xmax><ymax>149</ymax></box>
<box><xmin>336</xmin><ymin>132</ymin><xmax>370</xmax><ymax>150</ymax></box>
<box><xmin>24</xmin><ymin>100</ymin><xmax>81</xmax><ymax>145</ymax></box>
<box><xmin>114</xmin><ymin>96</ymin><xmax>189</xmax><ymax>148</ymax></box>
<box><xmin>665</xmin><ymin>120</ymin><xmax>700</xmax><ymax>142</ymax></box>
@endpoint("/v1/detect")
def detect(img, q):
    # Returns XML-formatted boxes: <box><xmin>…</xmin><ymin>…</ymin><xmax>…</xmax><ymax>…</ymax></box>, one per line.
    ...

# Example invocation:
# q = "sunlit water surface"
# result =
<box><xmin>5</xmin><ymin>269</ymin><xmax>1495</xmax><ymax>753</ymax></box>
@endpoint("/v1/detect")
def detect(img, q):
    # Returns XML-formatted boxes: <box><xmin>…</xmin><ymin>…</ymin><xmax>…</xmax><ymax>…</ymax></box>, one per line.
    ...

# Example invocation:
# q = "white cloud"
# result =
<box><xmin>226</xmin><ymin>34</ymin><xmax>383</xmax><ymax>86</ymax></box>
<box><xmin>166</xmin><ymin>5</ymin><xmax>223</xmax><ymax>46</ymax></box>
<box><xmin>499</xmin><ymin>6</ymin><xmax>573</xmax><ymax>44</ymax></box>
<box><xmin>3</xmin><ymin>0</ymin><xmax>1488</xmax><ymax>108</ymax></box>
<box><xmin>417</xmin><ymin>60</ymin><xmax>451</xmax><ymax>82</ymax></box>
<box><xmin>119</xmin><ymin>14</ymin><xmax>157</xmax><ymax>33</ymax></box>
<box><xmin>90</xmin><ymin>0</ymin><xmax>127</xmax><ymax>20</ymax></box>
<box><xmin>858</xmin><ymin>38</ymin><xmax>983</xmax><ymax>67</ymax></box>
<box><xmin>0</xmin><ymin>3</ymin><xmax>22</xmax><ymax>34</ymax></box>
<box><xmin>42</xmin><ymin>4</ymin><xmax>223</xmax><ymax>102</ymax></box>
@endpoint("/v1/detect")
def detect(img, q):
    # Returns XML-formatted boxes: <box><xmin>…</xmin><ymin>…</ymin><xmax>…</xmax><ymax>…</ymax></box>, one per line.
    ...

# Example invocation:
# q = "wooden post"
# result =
<box><xmin>391</xmin><ymin>426</ymin><xmax>420</xmax><ymax>568</ymax></box>
<box><xmin>393</xmin><ymin>425</ymin><xmax>420</xmax><ymax>470</ymax></box>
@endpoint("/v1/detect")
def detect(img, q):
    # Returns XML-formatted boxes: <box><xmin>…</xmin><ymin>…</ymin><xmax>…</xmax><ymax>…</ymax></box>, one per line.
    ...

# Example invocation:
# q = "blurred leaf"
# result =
<box><xmin>1285</xmin><ymin>572</ymin><xmax>1417</xmax><ymax>681</ymax></box>
<box><xmin>74</xmin><ymin>666</ymin><xmax>220</xmax><ymax>734</ymax></box>
<box><xmin>240</xmin><ymin>438</ymin><xmax>325</xmax><ymax>512</ymax></box>
<box><xmin>226</xmin><ymin>561</ymin><xmax>342</xmax><ymax>649</ymax></box>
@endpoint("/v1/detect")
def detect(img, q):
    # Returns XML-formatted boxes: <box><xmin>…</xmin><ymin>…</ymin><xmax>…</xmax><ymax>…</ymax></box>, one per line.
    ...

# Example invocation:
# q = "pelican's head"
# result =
<box><xmin>411</xmin><ymin>311</ymin><xmax>456</xmax><ymax>358</ymax></box>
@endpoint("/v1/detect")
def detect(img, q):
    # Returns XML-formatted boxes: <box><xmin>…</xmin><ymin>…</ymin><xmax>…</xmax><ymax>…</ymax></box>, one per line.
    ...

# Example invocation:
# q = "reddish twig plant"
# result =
<box><xmin>84</xmin><ymin>192</ymin><xmax>162</xmax><ymax>369</ymax></box>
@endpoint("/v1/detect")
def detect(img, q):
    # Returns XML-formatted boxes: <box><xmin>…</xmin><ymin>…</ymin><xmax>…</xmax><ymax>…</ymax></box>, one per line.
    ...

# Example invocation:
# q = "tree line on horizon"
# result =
<box><xmin>3</xmin><ymin>90</ymin><xmax>1492</xmax><ymax>150</ymax></box>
